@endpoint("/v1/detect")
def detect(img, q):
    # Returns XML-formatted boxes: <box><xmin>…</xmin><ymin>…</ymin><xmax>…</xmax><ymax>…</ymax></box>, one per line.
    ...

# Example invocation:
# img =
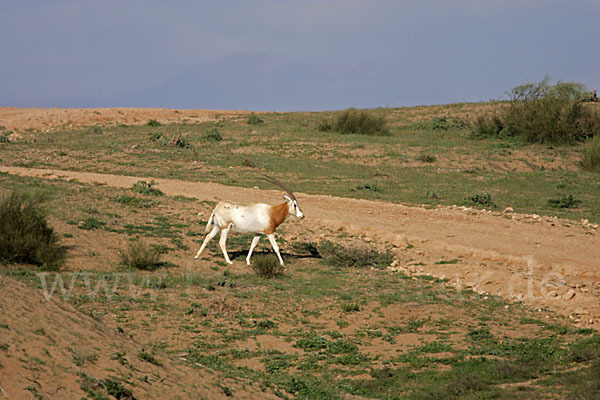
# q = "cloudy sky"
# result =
<box><xmin>2</xmin><ymin>1</ymin><xmax>599</xmax><ymax>111</ymax></box>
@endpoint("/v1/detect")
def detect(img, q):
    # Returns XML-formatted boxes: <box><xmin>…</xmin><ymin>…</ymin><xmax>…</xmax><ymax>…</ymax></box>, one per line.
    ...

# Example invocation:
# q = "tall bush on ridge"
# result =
<box><xmin>501</xmin><ymin>76</ymin><xmax>600</xmax><ymax>144</ymax></box>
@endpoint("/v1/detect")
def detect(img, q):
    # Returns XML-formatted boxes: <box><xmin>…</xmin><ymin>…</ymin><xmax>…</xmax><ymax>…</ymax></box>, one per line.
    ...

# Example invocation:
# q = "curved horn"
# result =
<box><xmin>259</xmin><ymin>174</ymin><xmax>297</xmax><ymax>201</ymax></box>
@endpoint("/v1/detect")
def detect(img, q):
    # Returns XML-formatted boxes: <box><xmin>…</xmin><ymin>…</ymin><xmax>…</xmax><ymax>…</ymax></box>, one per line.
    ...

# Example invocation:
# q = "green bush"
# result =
<box><xmin>119</xmin><ymin>241</ymin><xmax>163</xmax><ymax>270</ymax></box>
<box><xmin>463</xmin><ymin>192</ymin><xmax>497</xmax><ymax>209</ymax></box>
<box><xmin>0</xmin><ymin>192</ymin><xmax>64</xmax><ymax>269</ymax></box>
<box><xmin>581</xmin><ymin>137</ymin><xmax>600</xmax><ymax>172</ymax></box>
<box><xmin>501</xmin><ymin>77</ymin><xmax>600</xmax><ymax>144</ymax></box>
<box><xmin>202</xmin><ymin>128</ymin><xmax>223</xmax><ymax>142</ymax></box>
<box><xmin>547</xmin><ymin>194</ymin><xmax>581</xmax><ymax>209</ymax></box>
<box><xmin>430</xmin><ymin>116</ymin><xmax>467</xmax><ymax>131</ymax></box>
<box><xmin>247</xmin><ymin>113</ymin><xmax>264</xmax><ymax>125</ymax></box>
<box><xmin>250</xmin><ymin>254</ymin><xmax>284</xmax><ymax>278</ymax></box>
<box><xmin>472</xmin><ymin>114</ymin><xmax>504</xmax><ymax>138</ymax></box>
<box><xmin>321</xmin><ymin>109</ymin><xmax>389</xmax><ymax>136</ymax></box>
<box><xmin>146</xmin><ymin>119</ymin><xmax>161</xmax><ymax>127</ymax></box>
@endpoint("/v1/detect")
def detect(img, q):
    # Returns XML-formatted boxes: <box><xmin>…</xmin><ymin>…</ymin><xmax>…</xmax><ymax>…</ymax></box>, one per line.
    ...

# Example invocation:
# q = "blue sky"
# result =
<box><xmin>2</xmin><ymin>1</ymin><xmax>599</xmax><ymax>111</ymax></box>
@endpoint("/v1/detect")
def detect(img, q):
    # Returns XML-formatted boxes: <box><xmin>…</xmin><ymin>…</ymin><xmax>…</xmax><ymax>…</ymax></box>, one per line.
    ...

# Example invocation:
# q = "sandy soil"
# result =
<box><xmin>0</xmin><ymin>107</ymin><xmax>248</xmax><ymax>135</ymax></box>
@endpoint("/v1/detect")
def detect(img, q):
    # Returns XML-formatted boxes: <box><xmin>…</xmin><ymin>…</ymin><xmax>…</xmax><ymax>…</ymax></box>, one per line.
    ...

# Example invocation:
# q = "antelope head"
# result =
<box><xmin>260</xmin><ymin>175</ymin><xmax>305</xmax><ymax>219</ymax></box>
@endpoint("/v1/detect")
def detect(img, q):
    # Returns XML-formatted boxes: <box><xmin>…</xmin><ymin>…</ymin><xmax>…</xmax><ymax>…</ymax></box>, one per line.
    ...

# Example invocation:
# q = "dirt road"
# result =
<box><xmin>1</xmin><ymin>165</ymin><xmax>598</xmax><ymax>327</ymax></box>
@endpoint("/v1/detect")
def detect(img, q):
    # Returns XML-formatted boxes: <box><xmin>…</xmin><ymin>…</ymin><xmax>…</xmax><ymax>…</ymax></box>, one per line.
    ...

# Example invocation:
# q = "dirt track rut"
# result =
<box><xmin>1</xmin><ymin>165</ymin><xmax>598</xmax><ymax>326</ymax></box>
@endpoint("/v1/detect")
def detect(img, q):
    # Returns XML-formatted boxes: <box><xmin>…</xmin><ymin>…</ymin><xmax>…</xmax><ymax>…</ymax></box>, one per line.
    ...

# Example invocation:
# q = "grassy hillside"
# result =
<box><xmin>1</xmin><ymin>102</ymin><xmax>599</xmax><ymax>222</ymax></box>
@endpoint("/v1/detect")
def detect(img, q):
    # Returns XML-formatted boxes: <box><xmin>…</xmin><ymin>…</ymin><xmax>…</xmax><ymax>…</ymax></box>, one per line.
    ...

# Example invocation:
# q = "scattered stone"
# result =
<box><xmin>562</xmin><ymin>289</ymin><xmax>576</xmax><ymax>300</ymax></box>
<box><xmin>502</xmin><ymin>207</ymin><xmax>514</xmax><ymax>214</ymax></box>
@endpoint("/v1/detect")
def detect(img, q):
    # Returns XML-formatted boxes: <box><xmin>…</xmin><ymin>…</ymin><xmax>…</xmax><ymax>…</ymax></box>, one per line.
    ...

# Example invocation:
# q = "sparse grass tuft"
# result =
<box><xmin>131</xmin><ymin>180</ymin><xmax>163</xmax><ymax>196</ymax></box>
<box><xmin>120</xmin><ymin>241</ymin><xmax>163</xmax><ymax>270</ymax></box>
<box><xmin>251</xmin><ymin>254</ymin><xmax>284</xmax><ymax>278</ymax></box>
<box><xmin>352</xmin><ymin>182</ymin><xmax>382</xmax><ymax>192</ymax></box>
<box><xmin>113</xmin><ymin>195</ymin><xmax>159</xmax><ymax>208</ymax></box>
<box><xmin>138</xmin><ymin>349</ymin><xmax>162</xmax><ymax>366</ymax></box>
<box><xmin>78</xmin><ymin>217</ymin><xmax>106</xmax><ymax>230</ymax></box>
<box><xmin>0</xmin><ymin>192</ymin><xmax>64</xmax><ymax>269</ymax></box>
<box><xmin>86</xmin><ymin>126</ymin><xmax>103</xmax><ymax>134</ymax></box>
<box><xmin>318</xmin><ymin>241</ymin><xmax>393</xmax><ymax>269</ymax></box>
<box><xmin>169</xmin><ymin>135</ymin><xmax>190</xmax><ymax>149</ymax></box>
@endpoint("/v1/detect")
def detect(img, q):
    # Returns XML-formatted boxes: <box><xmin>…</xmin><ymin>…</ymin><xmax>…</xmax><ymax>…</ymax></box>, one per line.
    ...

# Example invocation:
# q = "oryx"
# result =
<box><xmin>194</xmin><ymin>175</ymin><xmax>304</xmax><ymax>266</ymax></box>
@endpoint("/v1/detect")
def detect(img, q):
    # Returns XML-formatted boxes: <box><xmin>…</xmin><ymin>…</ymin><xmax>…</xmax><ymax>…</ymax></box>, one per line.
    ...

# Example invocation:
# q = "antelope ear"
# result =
<box><xmin>282</xmin><ymin>194</ymin><xmax>292</xmax><ymax>204</ymax></box>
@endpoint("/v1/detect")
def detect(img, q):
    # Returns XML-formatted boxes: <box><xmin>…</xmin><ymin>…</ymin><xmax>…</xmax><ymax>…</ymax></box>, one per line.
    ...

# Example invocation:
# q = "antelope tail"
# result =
<box><xmin>204</xmin><ymin>210</ymin><xmax>215</xmax><ymax>233</ymax></box>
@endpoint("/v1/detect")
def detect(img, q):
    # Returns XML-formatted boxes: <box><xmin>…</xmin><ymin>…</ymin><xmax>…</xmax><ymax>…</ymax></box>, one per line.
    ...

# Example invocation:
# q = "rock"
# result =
<box><xmin>562</xmin><ymin>289</ymin><xmax>576</xmax><ymax>300</ymax></box>
<box><xmin>502</xmin><ymin>207</ymin><xmax>515</xmax><ymax>214</ymax></box>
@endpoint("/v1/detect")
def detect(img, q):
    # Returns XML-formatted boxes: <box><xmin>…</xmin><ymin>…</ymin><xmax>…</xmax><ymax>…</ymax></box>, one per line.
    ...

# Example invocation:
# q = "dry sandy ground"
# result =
<box><xmin>0</xmin><ymin>107</ymin><xmax>248</xmax><ymax>136</ymax></box>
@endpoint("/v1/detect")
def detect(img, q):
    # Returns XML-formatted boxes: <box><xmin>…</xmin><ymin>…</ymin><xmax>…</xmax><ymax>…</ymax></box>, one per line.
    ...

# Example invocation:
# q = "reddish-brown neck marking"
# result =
<box><xmin>265</xmin><ymin>203</ymin><xmax>289</xmax><ymax>234</ymax></box>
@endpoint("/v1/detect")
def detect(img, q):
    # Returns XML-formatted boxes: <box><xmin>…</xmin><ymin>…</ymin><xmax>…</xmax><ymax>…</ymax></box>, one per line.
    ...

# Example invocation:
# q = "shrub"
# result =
<box><xmin>203</xmin><ymin>128</ymin><xmax>223</xmax><ymax>142</ymax></box>
<box><xmin>581</xmin><ymin>137</ymin><xmax>600</xmax><ymax>172</ymax></box>
<box><xmin>416</xmin><ymin>153</ymin><xmax>437</xmax><ymax>163</ymax></box>
<box><xmin>120</xmin><ymin>241</ymin><xmax>162</xmax><ymax>270</ymax></box>
<box><xmin>472</xmin><ymin>114</ymin><xmax>505</xmax><ymax>138</ymax></box>
<box><xmin>317</xmin><ymin>118</ymin><xmax>333</xmax><ymax>132</ymax></box>
<box><xmin>131</xmin><ymin>180</ymin><xmax>163</xmax><ymax>196</ymax></box>
<box><xmin>146</xmin><ymin>119</ymin><xmax>161</xmax><ymax>127</ymax></box>
<box><xmin>250</xmin><ymin>254</ymin><xmax>284</xmax><ymax>278</ymax></box>
<box><xmin>463</xmin><ymin>192</ymin><xmax>497</xmax><ymax>209</ymax></box>
<box><xmin>0</xmin><ymin>192</ymin><xmax>64</xmax><ymax>269</ymax></box>
<box><xmin>323</xmin><ymin>109</ymin><xmax>389</xmax><ymax>136</ymax></box>
<box><xmin>547</xmin><ymin>194</ymin><xmax>581</xmax><ymax>209</ymax></box>
<box><xmin>430</xmin><ymin>116</ymin><xmax>467</xmax><ymax>131</ymax></box>
<box><xmin>247</xmin><ymin>113</ymin><xmax>264</xmax><ymax>125</ymax></box>
<box><xmin>501</xmin><ymin>76</ymin><xmax>600</xmax><ymax>144</ymax></box>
